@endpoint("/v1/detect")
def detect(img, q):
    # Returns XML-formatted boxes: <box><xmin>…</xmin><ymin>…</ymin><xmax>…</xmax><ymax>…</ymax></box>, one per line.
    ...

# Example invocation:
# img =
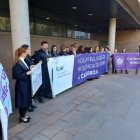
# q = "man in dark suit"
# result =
<box><xmin>33</xmin><ymin>41</ymin><xmax>52</xmax><ymax>103</ymax></box>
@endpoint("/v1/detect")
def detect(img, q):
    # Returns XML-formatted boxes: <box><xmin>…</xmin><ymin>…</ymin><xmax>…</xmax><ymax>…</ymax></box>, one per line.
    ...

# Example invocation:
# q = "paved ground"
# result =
<box><xmin>9</xmin><ymin>73</ymin><xmax>140</xmax><ymax>140</ymax></box>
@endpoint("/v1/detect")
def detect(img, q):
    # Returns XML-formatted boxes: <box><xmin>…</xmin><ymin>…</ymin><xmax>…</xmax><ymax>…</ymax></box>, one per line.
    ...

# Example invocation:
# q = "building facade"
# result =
<box><xmin>0</xmin><ymin>0</ymin><xmax>140</xmax><ymax>98</ymax></box>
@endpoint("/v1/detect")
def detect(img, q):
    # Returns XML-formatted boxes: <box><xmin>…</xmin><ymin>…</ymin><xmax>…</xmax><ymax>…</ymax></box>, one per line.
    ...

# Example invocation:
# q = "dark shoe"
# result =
<box><xmin>19</xmin><ymin>117</ymin><xmax>30</xmax><ymax>123</ymax></box>
<box><xmin>125</xmin><ymin>72</ymin><xmax>128</xmax><ymax>74</ymax></box>
<box><xmin>38</xmin><ymin>98</ymin><xmax>44</xmax><ymax>103</ymax></box>
<box><xmin>28</xmin><ymin>107</ymin><xmax>34</xmax><ymax>112</ymax></box>
<box><xmin>44</xmin><ymin>96</ymin><xmax>53</xmax><ymax>99</ymax></box>
<box><xmin>30</xmin><ymin>104</ymin><xmax>37</xmax><ymax>109</ymax></box>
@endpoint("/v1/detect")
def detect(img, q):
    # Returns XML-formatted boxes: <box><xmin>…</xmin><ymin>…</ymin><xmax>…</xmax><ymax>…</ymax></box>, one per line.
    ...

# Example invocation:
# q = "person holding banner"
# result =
<box><xmin>77</xmin><ymin>46</ymin><xmax>85</xmax><ymax>54</ymax></box>
<box><xmin>121</xmin><ymin>48</ymin><xmax>128</xmax><ymax>74</ymax></box>
<box><xmin>12</xmin><ymin>47</ymin><xmax>32</xmax><ymax>123</ymax></box>
<box><xmin>95</xmin><ymin>46</ymin><xmax>100</xmax><ymax>53</ymax></box>
<box><xmin>135</xmin><ymin>45</ymin><xmax>140</xmax><ymax>74</ymax></box>
<box><xmin>51</xmin><ymin>45</ymin><xmax>59</xmax><ymax>57</ymax></box>
<box><xmin>112</xmin><ymin>48</ymin><xmax>118</xmax><ymax>74</ymax></box>
<box><xmin>59</xmin><ymin>44</ymin><xmax>67</xmax><ymax>56</ymax></box>
<box><xmin>33</xmin><ymin>41</ymin><xmax>52</xmax><ymax>103</ymax></box>
<box><xmin>69</xmin><ymin>44</ymin><xmax>77</xmax><ymax>55</ymax></box>
<box><xmin>21</xmin><ymin>44</ymin><xmax>37</xmax><ymax>112</ymax></box>
<box><xmin>66</xmin><ymin>47</ymin><xmax>70</xmax><ymax>55</ymax></box>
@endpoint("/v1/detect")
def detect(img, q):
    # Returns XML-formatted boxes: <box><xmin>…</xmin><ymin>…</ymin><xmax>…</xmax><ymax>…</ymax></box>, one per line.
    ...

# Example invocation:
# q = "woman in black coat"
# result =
<box><xmin>51</xmin><ymin>45</ymin><xmax>59</xmax><ymax>57</ymax></box>
<box><xmin>59</xmin><ymin>44</ymin><xmax>67</xmax><ymax>56</ymax></box>
<box><xmin>77</xmin><ymin>46</ymin><xmax>85</xmax><ymax>54</ymax></box>
<box><xmin>21</xmin><ymin>44</ymin><xmax>37</xmax><ymax>112</ymax></box>
<box><xmin>12</xmin><ymin>47</ymin><xmax>32</xmax><ymax>123</ymax></box>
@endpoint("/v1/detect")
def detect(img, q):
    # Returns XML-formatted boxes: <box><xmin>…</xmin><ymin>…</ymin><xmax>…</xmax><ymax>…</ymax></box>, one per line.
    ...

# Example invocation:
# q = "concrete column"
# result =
<box><xmin>9</xmin><ymin>0</ymin><xmax>31</xmax><ymax>59</ymax></box>
<box><xmin>108</xmin><ymin>18</ymin><xmax>116</xmax><ymax>53</ymax></box>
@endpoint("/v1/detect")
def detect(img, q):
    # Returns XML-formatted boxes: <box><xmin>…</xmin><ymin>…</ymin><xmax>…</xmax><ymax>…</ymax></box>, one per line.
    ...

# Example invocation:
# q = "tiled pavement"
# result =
<box><xmin>9</xmin><ymin>73</ymin><xmax>140</xmax><ymax>140</ymax></box>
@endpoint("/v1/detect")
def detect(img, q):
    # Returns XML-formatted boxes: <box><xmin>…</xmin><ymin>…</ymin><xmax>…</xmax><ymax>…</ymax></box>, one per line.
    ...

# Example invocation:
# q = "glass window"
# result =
<box><xmin>0</xmin><ymin>16</ymin><xmax>11</xmax><ymax>31</ymax></box>
<box><xmin>67</xmin><ymin>29</ymin><xmax>91</xmax><ymax>40</ymax></box>
<box><xmin>35</xmin><ymin>18</ymin><xmax>66</xmax><ymax>37</ymax></box>
<box><xmin>30</xmin><ymin>21</ymin><xmax>35</xmax><ymax>34</ymax></box>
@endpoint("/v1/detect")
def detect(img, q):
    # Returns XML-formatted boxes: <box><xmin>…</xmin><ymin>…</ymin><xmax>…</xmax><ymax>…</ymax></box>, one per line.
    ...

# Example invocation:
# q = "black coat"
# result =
<box><xmin>25</xmin><ymin>55</ymin><xmax>34</xmax><ymax>67</ymax></box>
<box><xmin>59</xmin><ymin>51</ymin><xmax>67</xmax><ymax>56</ymax></box>
<box><xmin>51</xmin><ymin>52</ymin><xmax>59</xmax><ymax>57</ymax></box>
<box><xmin>33</xmin><ymin>49</ymin><xmax>52</xmax><ymax>92</ymax></box>
<box><xmin>69</xmin><ymin>51</ymin><xmax>77</xmax><ymax>55</ymax></box>
<box><xmin>12</xmin><ymin>60</ymin><xmax>31</xmax><ymax>108</ymax></box>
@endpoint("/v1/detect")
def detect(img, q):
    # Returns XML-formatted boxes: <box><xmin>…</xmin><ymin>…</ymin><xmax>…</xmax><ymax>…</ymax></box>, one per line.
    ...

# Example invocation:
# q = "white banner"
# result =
<box><xmin>0</xmin><ymin>63</ymin><xmax>12</xmax><ymax>116</ymax></box>
<box><xmin>0</xmin><ymin>63</ymin><xmax>12</xmax><ymax>140</ymax></box>
<box><xmin>31</xmin><ymin>63</ymin><xmax>42</xmax><ymax>96</ymax></box>
<box><xmin>0</xmin><ymin>100</ymin><xmax>8</xmax><ymax>140</ymax></box>
<box><xmin>48</xmin><ymin>56</ymin><xmax>74</xmax><ymax>97</ymax></box>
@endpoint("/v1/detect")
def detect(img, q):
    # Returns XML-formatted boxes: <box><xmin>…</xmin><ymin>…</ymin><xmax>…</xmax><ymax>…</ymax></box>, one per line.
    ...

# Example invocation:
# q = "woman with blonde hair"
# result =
<box><xmin>12</xmin><ymin>47</ymin><xmax>32</xmax><ymax>123</ymax></box>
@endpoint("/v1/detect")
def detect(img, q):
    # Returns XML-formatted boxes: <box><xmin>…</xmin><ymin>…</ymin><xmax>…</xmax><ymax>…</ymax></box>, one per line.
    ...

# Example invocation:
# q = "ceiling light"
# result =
<box><xmin>88</xmin><ymin>13</ymin><xmax>93</xmax><ymax>16</ymax></box>
<box><xmin>46</xmin><ymin>17</ymin><xmax>50</xmax><ymax>20</ymax></box>
<box><xmin>74</xmin><ymin>24</ymin><xmax>78</xmax><ymax>27</ymax></box>
<box><xmin>72</xmin><ymin>7</ymin><xmax>77</xmax><ymax>10</ymax></box>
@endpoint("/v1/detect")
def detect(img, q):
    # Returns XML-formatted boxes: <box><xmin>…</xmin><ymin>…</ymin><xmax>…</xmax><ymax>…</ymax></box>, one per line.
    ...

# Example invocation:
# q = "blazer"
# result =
<box><xmin>25</xmin><ymin>55</ymin><xmax>34</xmax><ymax>67</ymax></box>
<box><xmin>51</xmin><ymin>52</ymin><xmax>59</xmax><ymax>57</ymax></box>
<box><xmin>33</xmin><ymin>49</ymin><xmax>52</xmax><ymax>91</ymax></box>
<box><xmin>59</xmin><ymin>51</ymin><xmax>67</xmax><ymax>56</ymax></box>
<box><xmin>12</xmin><ymin>60</ymin><xmax>31</xmax><ymax>108</ymax></box>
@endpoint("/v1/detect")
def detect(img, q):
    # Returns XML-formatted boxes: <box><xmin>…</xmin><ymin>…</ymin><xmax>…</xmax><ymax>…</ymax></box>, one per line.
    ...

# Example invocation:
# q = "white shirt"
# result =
<box><xmin>19</xmin><ymin>57</ymin><xmax>29</xmax><ymax>69</ymax></box>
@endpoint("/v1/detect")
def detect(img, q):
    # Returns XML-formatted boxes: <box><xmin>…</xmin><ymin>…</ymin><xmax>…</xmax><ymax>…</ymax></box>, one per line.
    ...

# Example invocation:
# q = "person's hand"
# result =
<box><xmin>27</xmin><ymin>71</ymin><xmax>32</xmax><ymax>75</ymax></box>
<box><xmin>30</xmin><ymin>65</ymin><xmax>35</xmax><ymax>69</ymax></box>
<box><xmin>39</xmin><ymin>61</ymin><xmax>42</xmax><ymax>64</ymax></box>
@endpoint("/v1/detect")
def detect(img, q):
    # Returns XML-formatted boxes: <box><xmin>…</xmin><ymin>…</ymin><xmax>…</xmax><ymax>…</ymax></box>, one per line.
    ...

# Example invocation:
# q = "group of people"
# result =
<box><xmin>13</xmin><ymin>40</ymin><xmax>135</xmax><ymax>123</ymax></box>
<box><xmin>12</xmin><ymin>41</ymin><xmax>110</xmax><ymax>123</ymax></box>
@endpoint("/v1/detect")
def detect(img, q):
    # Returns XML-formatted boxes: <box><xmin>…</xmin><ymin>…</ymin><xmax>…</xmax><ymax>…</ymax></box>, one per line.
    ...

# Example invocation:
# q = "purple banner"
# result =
<box><xmin>113</xmin><ymin>53</ymin><xmax>140</xmax><ymax>70</ymax></box>
<box><xmin>72</xmin><ymin>52</ymin><xmax>108</xmax><ymax>86</ymax></box>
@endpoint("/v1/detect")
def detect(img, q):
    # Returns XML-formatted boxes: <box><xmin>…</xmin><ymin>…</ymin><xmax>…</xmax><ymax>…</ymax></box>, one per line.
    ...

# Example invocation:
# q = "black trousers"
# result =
<box><xmin>112</xmin><ymin>63</ymin><xmax>117</xmax><ymax>74</ymax></box>
<box><xmin>121</xmin><ymin>70</ymin><xmax>128</xmax><ymax>74</ymax></box>
<box><xmin>19</xmin><ymin>108</ymin><xmax>27</xmax><ymax>118</ymax></box>
<box><xmin>38</xmin><ymin>83</ymin><xmax>52</xmax><ymax>99</ymax></box>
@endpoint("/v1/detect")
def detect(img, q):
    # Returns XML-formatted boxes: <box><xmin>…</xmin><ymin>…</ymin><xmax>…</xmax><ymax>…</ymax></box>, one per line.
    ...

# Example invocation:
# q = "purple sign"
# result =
<box><xmin>72</xmin><ymin>52</ymin><xmax>108</xmax><ymax>86</ymax></box>
<box><xmin>113</xmin><ymin>53</ymin><xmax>140</xmax><ymax>70</ymax></box>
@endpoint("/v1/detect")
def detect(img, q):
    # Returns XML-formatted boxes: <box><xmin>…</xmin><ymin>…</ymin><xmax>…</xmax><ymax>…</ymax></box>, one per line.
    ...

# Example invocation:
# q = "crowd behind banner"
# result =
<box><xmin>48</xmin><ymin>52</ymin><xmax>108</xmax><ymax>97</ymax></box>
<box><xmin>11</xmin><ymin>42</ymin><xmax>111</xmax><ymax>124</ymax></box>
<box><xmin>9</xmin><ymin>42</ymin><xmax>140</xmax><ymax>125</ymax></box>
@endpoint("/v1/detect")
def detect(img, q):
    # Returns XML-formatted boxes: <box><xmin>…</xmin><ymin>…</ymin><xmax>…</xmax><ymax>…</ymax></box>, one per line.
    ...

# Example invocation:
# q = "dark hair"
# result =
<box><xmin>41</xmin><ymin>41</ymin><xmax>48</xmax><ymax>46</ymax></box>
<box><xmin>105</xmin><ymin>46</ymin><xmax>109</xmax><ymax>51</ymax></box>
<box><xmin>51</xmin><ymin>45</ymin><xmax>57</xmax><ymax>54</ymax></box>
<box><xmin>60</xmin><ymin>44</ymin><xmax>65</xmax><ymax>51</ymax></box>
<box><xmin>84</xmin><ymin>47</ymin><xmax>89</xmax><ymax>53</ymax></box>
<box><xmin>21</xmin><ymin>44</ymin><xmax>29</xmax><ymax>49</ymax></box>
<box><xmin>88</xmin><ymin>47</ymin><xmax>93</xmax><ymax>53</ymax></box>
<box><xmin>77</xmin><ymin>46</ymin><xmax>85</xmax><ymax>54</ymax></box>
